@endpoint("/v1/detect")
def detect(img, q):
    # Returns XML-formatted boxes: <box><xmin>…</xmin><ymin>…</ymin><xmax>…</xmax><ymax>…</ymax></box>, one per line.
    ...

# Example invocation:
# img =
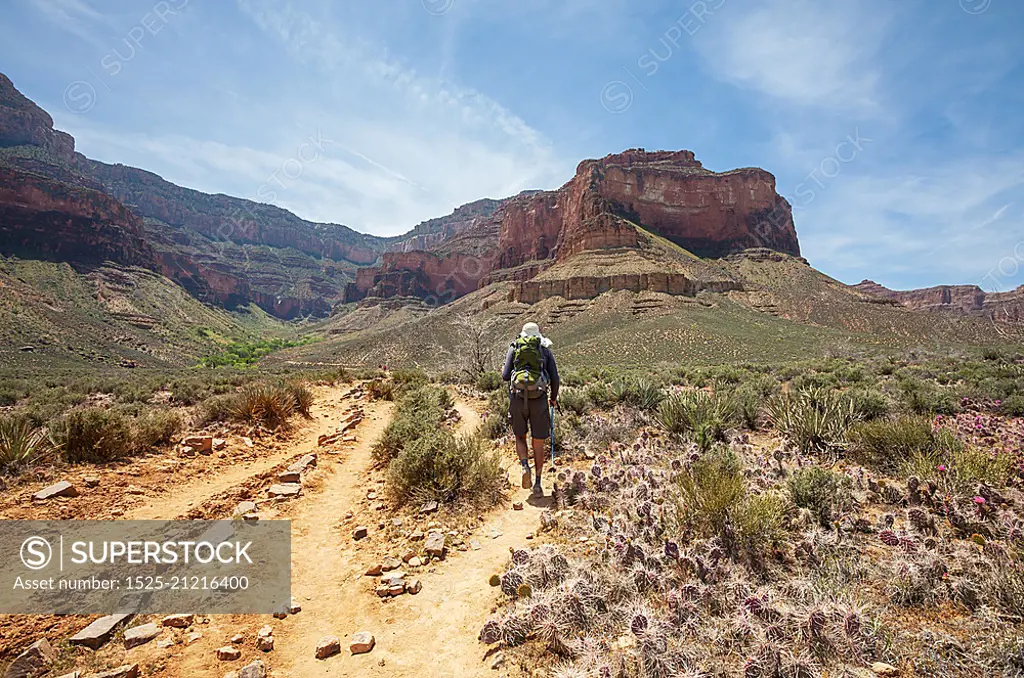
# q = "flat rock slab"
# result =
<box><xmin>470</xmin><ymin>539</ymin><xmax>482</xmax><ymax>550</ymax></box>
<box><xmin>277</xmin><ymin>470</ymin><xmax>301</xmax><ymax>484</ymax></box>
<box><xmin>182</xmin><ymin>435</ymin><xmax>213</xmax><ymax>453</ymax></box>
<box><xmin>5</xmin><ymin>638</ymin><xmax>56</xmax><ymax>678</ymax></box>
<box><xmin>123</xmin><ymin>623</ymin><xmax>161</xmax><ymax>649</ymax></box>
<box><xmin>419</xmin><ymin>500</ymin><xmax>439</xmax><ymax>514</ymax></box>
<box><xmin>33</xmin><ymin>481</ymin><xmax>78</xmax><ymax>501</ymax></box>
<box><xmin>315</xmin><ymin>636</ymin><xmax>341</xmax><ymax>659</ymax></box>
<box><xmin>233</xmin><ymin>501</ymin><xmax>257</xmax><ymax>517</ymax></box>
<box><xmin>267</xmin><ymin>483</ymin><xmax>301</xmax><ymax>498</ymax></box>
<box><xmin>424</xmin><ymin>531</ymin><xmax>446</xmax><ymax>558</ymax></box>
<box><xmin>87</xmin><ymin>665</ymin><xmax>139</xmax><ymax>678</ymax></box>
<box><xmin>287</xmin><ymin>453</ymin><xmax>317</xmax><ymax>473</ymax></box>
<box><xmin>349</xmin><ymin>632</ymin><xmax>375</xmax><ymax>655</ymax></box>
<box><xmin>70</xmin><ymin>614</ymin><xmax>133</xmax><ymax>650</ymax></box>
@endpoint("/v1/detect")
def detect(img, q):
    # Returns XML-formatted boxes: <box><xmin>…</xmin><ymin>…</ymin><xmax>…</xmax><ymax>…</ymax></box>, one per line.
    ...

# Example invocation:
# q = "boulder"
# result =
<box><xmin>123</xmin><ymin>623</ymin><xmax>160</xmax><ymax>649</ymax></box>
<box><xmin>69</xmin><ymin>614</ymin><xmax>133</xmax><ymax>650</ymax></box>
<box><xmin>315</xmin><ymin>636</ymin><xmax>341</xmax><ymax>659</ymax></box>
<box><xmin>349</xmin><ymin>632</ymin><xmax>375</xmax><ymax>655</ymax></box>
<box><xmin>4</xmin><ymin>638</ymin><xmax>56</xmax><ymax>678</ymax></box>
<box><xmin>33</xmin><ymin>481</ymin><xmax>78</xmax><ymax>500</ymax></box>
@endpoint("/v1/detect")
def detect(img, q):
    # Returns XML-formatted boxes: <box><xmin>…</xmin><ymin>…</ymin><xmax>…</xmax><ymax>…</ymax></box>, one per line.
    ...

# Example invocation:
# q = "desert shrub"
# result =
<box><xmin>131</xmin><ymin>409</ymin><xmax>182</xmax><ymax>452</ymax></box>
<box><xmin>791</xmin><ymin>371</ymin><xmax>839</xmax><ymax>391</ymax></box>
<box><xmin>1001</xmin><ymin>395</ymin><xmax>1024</xmax><ymax>417</ymax></box>
<box><xmin>169</xmin><ymin>379</ymin><xmax>207</xmax><ymax>406</ymax></box>
<box><xmin>59</xmin><ymin>407</ymin><xmax>133</xmax><ymax>463</ymax></box>
<box><xmin>199</xmin><ymin>394</ymin><xmax>237</xmax><ymax>425</ymax></box>
<box><xmin>373</xmin><ymin>386</ymin><xmax>453</xmax><ymax>464</ymax></box>
<box><xmin>557</xmin><ymin>387</ymin><xmax>588</xmax><ymax>416</ymax></box>
<box><xmin>580</xmin><ymin>407</ymin><xmax>636</xmax><ymax>450</ymax></box>
<box><xmin>764</xmin><ymin>389</ymin><xmax>858</xmax><ymax>456</ymax></box>
<box><xmin>551</xmin><ymin>411</ymin><xmax>580</xmax><ymax>454</ymax></box>
<box><xmin>983</xmin><ymin>561</ymin><xmax>1024</xmax><ymax>618</ymax></box>
<box><xmin>476</xmin><ymin>371</ymin><xmax>503</xmax><ymax>392</ymax></box>
<box><xmin>673</xmin><ymin>450</ymin><xmax>785</xmax><ymax>559</ymax></box>
<box><xmin>788</xmin><ymin>467</ymin><xmax>854</xmax><ymax>527</ymax></box>
<box><xmin>482</xmin><ymin>388</ymin><xmax>511</xmax><ymax>440</ymax></box>
<box><xmin>391</xmin><ymin>368</ymin><xmax>430</xmax><ymax>394</ymax></box>
<box><xmin>849</xmin><ymin>387</ymin><xmax>891</xmax><ymax>421</ymax></box>
<box><xmin>731</xmin><ymin>383</ymin><xmax>765</xmax><ymax>430</ymax></box>
<box><xmin>0</xmin><ymin>386</ymin><xmax>23</xmax><ymax>407</ymax></box>
<box><xmin>387</xmin><ymin>430</ymin><xmax>504</xmax><ymax>506</ymax></box>
<box><xmin>898</xmin><ymin>377</ymin><xmax>958</xmax><ymax>415</ymax></box>
<box><xmin>583</xmin><ymin>381</ymin><xmax>613</xmax><ymax>409</ymax></box>
<box><xmin>229</xmin><ymin>383</ymin><xmax>296</xmax><ymax>429</ymax></box>
<box><xmin>658</xmin><ymin>391</ymin><xmax>736</xmax><ymax>452</ymax></box>
<box><xmin>848</xmin><ymin>416</ymin><xmax>936</xmax><ymax>472</ymax></box>
<box><xmin>0</xmin><ymin>416</ymin><xmax>57</xmax><ymax>474</ymax></box>
<box><xmin>903</xmin><ymin>440</ymin><xmax>1013</xmax><ymax>493</ymax></box>
<box><xmin>367</xmin><ymin>377</ymin><xmax>395</xmax><ymax>401</ymax></box>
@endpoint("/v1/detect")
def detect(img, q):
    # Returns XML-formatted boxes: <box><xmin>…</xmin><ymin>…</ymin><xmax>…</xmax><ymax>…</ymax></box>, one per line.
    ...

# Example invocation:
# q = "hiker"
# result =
<box><xmin>501</xmin><ymin>322</ymin><xmax>559</xmax><ymax>495</ymax></box>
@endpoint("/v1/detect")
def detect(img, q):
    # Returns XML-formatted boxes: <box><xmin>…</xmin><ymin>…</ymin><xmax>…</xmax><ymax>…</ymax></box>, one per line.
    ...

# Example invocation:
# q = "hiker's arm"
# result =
<box><xmin>545</xmin><ymin>348</ymin><xmax>560</xmax><ymax>400</ymax></box>
<box><xmin>500</xmin><ymin>346</ymin><xmax>514</xmax><ymax>381</ymax></box>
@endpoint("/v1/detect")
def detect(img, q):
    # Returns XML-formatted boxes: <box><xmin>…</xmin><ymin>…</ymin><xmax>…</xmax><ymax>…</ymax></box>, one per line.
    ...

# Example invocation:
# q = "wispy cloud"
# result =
<box><xmin>693</xmin><ymin>0</ymin><xmax>889</xmax><ymax>114</ymax></box>
<box><xmin>29</xmin><ymin>0</ymin><xmax>109</xmax><ymax>50</ymax></box>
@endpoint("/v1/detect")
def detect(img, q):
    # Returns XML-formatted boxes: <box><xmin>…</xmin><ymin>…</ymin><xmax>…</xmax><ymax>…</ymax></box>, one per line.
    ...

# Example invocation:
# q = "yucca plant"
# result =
<box><xmin>229</xmin><ymin>383</ymin><xmax>296</xmax><ymax>429</ymax></box>
<box><xmin>0</xmin><ymin>417</ymin><xmax>57</xmax><ymax>474</ymax></box>
<box><xmin>658</xmin><ymin>391</ymin><xmax>735</xmax><ymax>451</ymax></box>
<box><xmin>285</xmin><ymin>382</ymin><xmax>315</xmax><ymax>417</ymax></box>
<box><xmin>764</xmin><ymin>388</ymin><xmax>858</xmax><ymax>456</ymax></box>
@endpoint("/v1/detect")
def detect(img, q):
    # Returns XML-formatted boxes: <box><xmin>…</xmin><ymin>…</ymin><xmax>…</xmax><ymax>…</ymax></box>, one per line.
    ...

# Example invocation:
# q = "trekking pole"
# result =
<box><xmin>549</xmin><ymin>402</ymin><xmax>556</xmax><ymax>462</ymax></box>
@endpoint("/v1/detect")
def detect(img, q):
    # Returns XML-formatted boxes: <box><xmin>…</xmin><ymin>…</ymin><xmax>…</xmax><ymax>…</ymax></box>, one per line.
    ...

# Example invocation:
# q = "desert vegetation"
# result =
<box><xmin>468</xmin><ymin>346</ymin><xmax>1024</xmax><ymax>676</ymax></box>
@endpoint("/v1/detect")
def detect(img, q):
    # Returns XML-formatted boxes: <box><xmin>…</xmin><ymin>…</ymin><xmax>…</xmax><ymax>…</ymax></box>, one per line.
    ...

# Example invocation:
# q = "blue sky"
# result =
<box><xmin>2</xmin><ymin>0</ymin><xmax>1022</xmax><ymax>292</ymax></box>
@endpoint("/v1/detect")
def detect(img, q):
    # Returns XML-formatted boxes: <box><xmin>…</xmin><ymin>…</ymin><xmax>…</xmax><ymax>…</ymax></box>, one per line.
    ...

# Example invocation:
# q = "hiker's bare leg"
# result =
<box><xmin>531</xmin><ymin>438</ymin><xmax>546</xmax><ymax>483</ymax></box>
<box><xmin>515</xmin><ymin>435</ymin><xmax>530</xmax><ymax>462</ymax></box>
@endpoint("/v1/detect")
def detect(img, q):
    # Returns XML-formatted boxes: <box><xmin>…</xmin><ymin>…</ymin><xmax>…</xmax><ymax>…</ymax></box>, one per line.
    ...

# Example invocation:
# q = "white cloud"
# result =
<box><xmin>29</xmin><ymin>0</ymin><xmax>109</xmax><ymax>49</ymax></box>
<box><xmin>694</xmin><ymin>0</ymin><xmax>889</xmax><ymax>114</ymax></box>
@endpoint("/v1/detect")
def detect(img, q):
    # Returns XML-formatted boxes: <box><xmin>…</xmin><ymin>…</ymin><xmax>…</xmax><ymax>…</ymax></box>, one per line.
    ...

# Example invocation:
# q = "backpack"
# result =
<box><xmin>511</xmin><ymin>336</ymin><xmax>548</xmax><ymax>397</ymax></box>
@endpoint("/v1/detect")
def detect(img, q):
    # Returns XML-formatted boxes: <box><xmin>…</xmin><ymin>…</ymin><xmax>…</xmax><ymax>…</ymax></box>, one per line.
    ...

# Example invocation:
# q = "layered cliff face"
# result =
<box><xmin>387</xmin><ymin>198</ymin><xmax>502</xmax><ymax>253</ymax></box>
<box><xmin>0</xmin><ymin>74</ymin><xmax>75</xmax><ymax>161</ymax></box>
<box><xmin>345</xmin><ymin>149</ymin><xmax>798</xmax><ymax>305</ymax></box>
<box><xmin>854</xmin><ymin>280</ymin><xmax>1024</xmax><ymax>324</ymax></box>
<box><xmin>0</xmin><ymin>166</ymin><xmax>154</xmax><ymax>268</ymax></box>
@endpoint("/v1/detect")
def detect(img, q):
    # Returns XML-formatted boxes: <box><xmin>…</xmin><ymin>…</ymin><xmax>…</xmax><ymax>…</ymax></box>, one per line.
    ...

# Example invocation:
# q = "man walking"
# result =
<box><xmin>501</xmin><ymin>322</ymin><xmax>559</xmax><ymax>495</ymax></box>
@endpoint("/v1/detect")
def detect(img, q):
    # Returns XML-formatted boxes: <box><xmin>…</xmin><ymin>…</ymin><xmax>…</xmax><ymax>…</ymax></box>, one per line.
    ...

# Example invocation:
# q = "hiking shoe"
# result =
<box><xmin>521</xmin><ymin>467</ymin><xmax>532</xmax><ymax>490</ymax></box>
<box><xmin>532</xmin><ymin>480</ymin><xmax>543</xmax><ymax>496</ymax></box>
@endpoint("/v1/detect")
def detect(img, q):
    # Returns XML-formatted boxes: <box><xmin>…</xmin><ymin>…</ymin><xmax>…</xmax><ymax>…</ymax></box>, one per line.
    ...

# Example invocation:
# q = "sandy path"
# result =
<box><xmin>127</xmin><ymin>386</ymin><xmax>351</xmax><ymax>520</ymax></box>
<box><xmin>158</xmin><ymin>389</ymin><xmax>544</xmax><ymax>677</ymax></box>
<box><xmin>263</xmin><ymin>395</ymin><xmax>543</xmax><ymax>677</ymax></box>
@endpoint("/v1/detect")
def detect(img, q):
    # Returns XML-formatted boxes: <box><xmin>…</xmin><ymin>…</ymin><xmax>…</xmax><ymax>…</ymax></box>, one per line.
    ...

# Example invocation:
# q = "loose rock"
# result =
<box><xmin>216</xmin><ymin>646</ymin><xmax>241</xmax><ymax>661</ymax></box>
<box><xmin>424</xmin><ymin>531</ymin><xmax>446</xmax><ymax>559</ymax></box>
<box><xmin>267</xmin><ymin>483</ymin><xmax>301</xmax><ymax>498</ymax></box>
<box><xmin>315</xmin><ymin>636</ymin><xmax>341</xmax><ymax>659</ymax></box>
<box><xmin>353</xmin><ymin>526</ymin><xmax>369</xmax><ymax>540</ymax></box>
<box><xmin>407</xmin><ymin>578</ymin><xmax>423</xmax><ymax>595</ymax></box>
<box><xmin>238</xmin><ymin>660</ymin><xmax>267</xmax><ymax>678</ymax></box>
<box><xmin>69</xmin><ymin>614</ymin><xmax>133</xmax><ymax>650</ymax></box>
<box><xmin>512</xmin><ymin>501</ymin><xmax>524</xmax><ymax>511</ymax></box>
<box><xmin>365</xmin><ymin>564</ymin><xmax>383</xmax><ymax>577</ymax></box>
<box><xmin>33</xmin><ymin>481</ymin><xmax>79</xmax><ymax>501</ymax></box>
<box><xmin>871</xmin><ymin>663</ymin><xmax>899</xmax><ymax>677</ymax></box>
<box><xmin>256</xmin><ymin>636</ymin><xmax>274</xmax><ymax>652</ymax></box>
<box><xmin>83</xmin><ymin>476</ymin><xmax>100</xmax><ymax>487</ymax></box>
<box><xmin>349</xmin><ymin>632</ymin><xmax>375</xmax><ymax>655</ymax></box>
<box><xmin>123</xmin><ymin>623</ymin><xmax>161</xmax><ymax>649</ymax></box>
<box><xmin>382</xmin><ymin>558</ymin><xmax>401</xmax><ymax>571</ymax></box>
<box><xmin>5</xmin><ymin>638</ymin><xmax>56</xmax><ymax>677</ymax></box>
<box><xmin>277</xmin><ymin>470</ymin><xmax>301</xmax><ymax>484</ymax></box>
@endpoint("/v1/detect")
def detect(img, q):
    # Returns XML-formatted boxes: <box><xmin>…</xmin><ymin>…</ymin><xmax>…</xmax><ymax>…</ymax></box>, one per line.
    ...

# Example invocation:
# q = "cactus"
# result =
<box><xmin>803</xmin><ymin>608</ymin><xmax>827</xmax><ymax>639</ymax></box>
<box><xmin>878</xmin><ymin>529</ymin><xmax>900</xmax><ymax>547</ymax></box>
<box><xmin>512</xmin><ymin>549</ymin><xmax>531</xmax><ymax>566</ymax></box>
<box><xmin>501</xmin><ymin>569</ymin><xmax>524</xmax><ymax>598</ymax></box>
<box><xmin>501</xmin><ymin>616</ymin><xmax>532</xmax><ymax>646</ymax></box>
<box><xmin>517</xmin><ymin>583</ymin><xmax>533</xmax><ymax>599</ymax></box>
<box><xmin>488</xmin><ymin>574</ymin><xmax>501</xmax><ymax>587</ymax></box>
<box><xmin>630</xmin><ymin>610</ymin><xmax>650</xmax><ymax>636</ymax></box>
<box><xmin>479</xmin><ymin>619</ymin><xmax>501</xmax><ymax>644</ymax></box>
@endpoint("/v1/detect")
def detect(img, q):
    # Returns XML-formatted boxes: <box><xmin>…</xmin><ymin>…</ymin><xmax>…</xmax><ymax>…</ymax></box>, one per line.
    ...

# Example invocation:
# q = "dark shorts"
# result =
<box><xmin>509</xmin><ymin>391</ymin><xmax>551</xmax><ymax>440</ymax></box>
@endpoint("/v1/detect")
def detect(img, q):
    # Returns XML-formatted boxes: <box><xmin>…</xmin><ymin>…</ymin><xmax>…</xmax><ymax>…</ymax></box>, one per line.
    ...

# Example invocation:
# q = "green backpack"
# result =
<box><xmin>511</xmin><ymin>336</ymin><xmax>548</xmax><ymax>397</ymax></box>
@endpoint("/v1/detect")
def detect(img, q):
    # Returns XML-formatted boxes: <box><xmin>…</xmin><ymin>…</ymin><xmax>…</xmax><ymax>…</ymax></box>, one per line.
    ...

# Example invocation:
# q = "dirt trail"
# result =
<box><xmin>164</xmin><ymin>388</ymin><xmax>543</xmax><ymax>677</ymax></box>
<box><xmin>126</xmin><ymin>386</ymin><xmax>352</xmax><ymax>521</ymax></box>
